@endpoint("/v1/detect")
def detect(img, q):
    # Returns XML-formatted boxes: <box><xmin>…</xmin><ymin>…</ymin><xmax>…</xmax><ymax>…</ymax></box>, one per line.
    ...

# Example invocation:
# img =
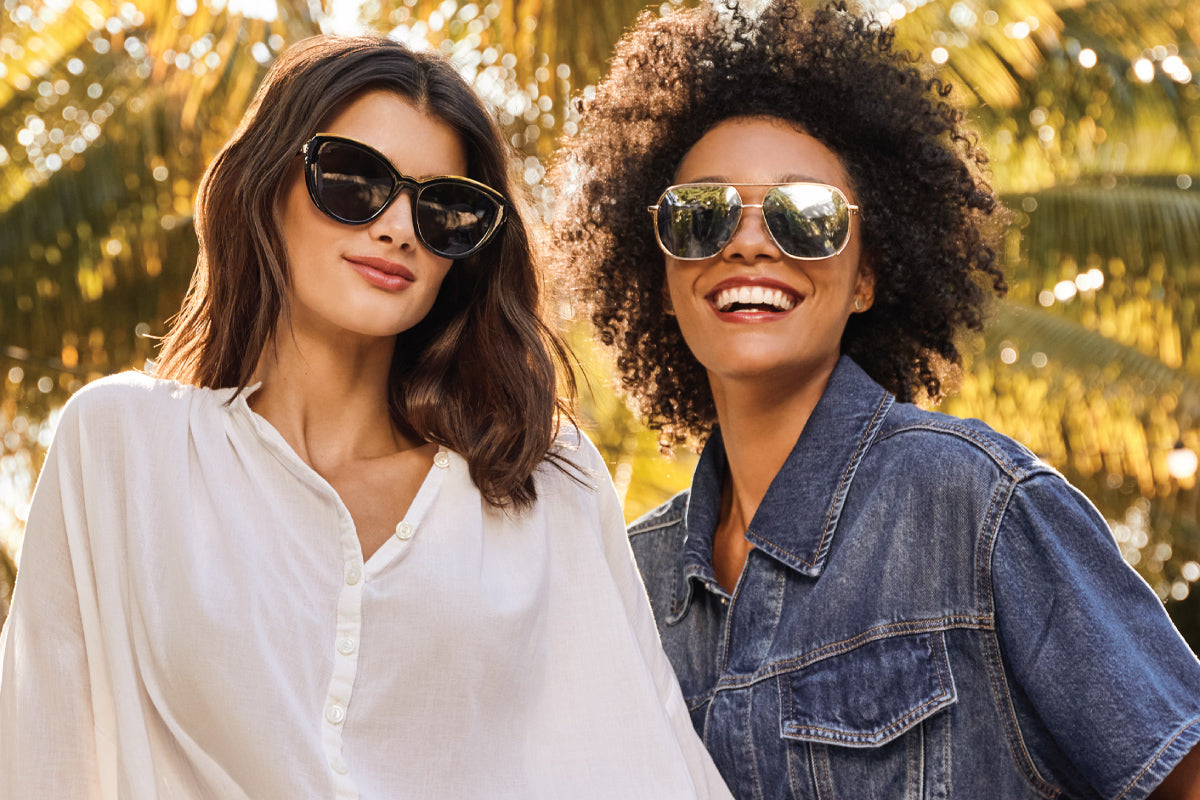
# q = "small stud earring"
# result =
<box><xmin>854</xmin><ymin>297</ymin><xmax>865</xmax><ymax>311</ymax></box>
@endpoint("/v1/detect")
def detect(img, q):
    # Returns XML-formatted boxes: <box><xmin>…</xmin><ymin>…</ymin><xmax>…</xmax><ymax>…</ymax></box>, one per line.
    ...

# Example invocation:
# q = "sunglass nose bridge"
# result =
<box><xmin>722</xmin><ymin>202</ymin><xmax>784</xmax><ymax>258</ymax></box>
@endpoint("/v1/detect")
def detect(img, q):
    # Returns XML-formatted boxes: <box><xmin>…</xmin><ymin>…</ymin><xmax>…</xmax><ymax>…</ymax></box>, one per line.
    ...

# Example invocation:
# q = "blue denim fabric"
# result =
<box><xmin>629</xmin><ymin>357</ymin><xmax>1200</xmax><ymax>800</ymax></box>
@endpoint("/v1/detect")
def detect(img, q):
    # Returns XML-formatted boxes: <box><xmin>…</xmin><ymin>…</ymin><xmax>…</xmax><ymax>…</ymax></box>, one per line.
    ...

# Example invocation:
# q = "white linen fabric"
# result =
<box><xmin>0</xmin><ymin>372</ymin><xmax>732</xmax><ymax>800</ymax></box>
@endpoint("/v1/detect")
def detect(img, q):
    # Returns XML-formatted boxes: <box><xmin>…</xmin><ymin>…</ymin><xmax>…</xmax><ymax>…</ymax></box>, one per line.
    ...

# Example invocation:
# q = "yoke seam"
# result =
<box><xmin>711</xmin><ymin>616</ymin><xmax>990</xmax><ymax>690</ymax></box>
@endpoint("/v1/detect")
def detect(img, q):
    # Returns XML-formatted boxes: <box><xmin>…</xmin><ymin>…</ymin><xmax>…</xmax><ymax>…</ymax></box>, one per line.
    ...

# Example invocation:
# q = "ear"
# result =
<box><xmin>852</xmin><ymin>262</ymin><xmax>875</xmax><ymax>313</ymax></box>
<box><xmin>662</xmin><ymin>276</ymin><xmax>677</xmax><ymax>317</ymax></box>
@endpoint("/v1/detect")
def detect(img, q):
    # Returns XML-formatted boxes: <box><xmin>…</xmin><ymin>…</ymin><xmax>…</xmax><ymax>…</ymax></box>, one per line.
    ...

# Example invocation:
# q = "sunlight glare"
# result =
<box><xmin>227</xmin><ymin>0</ymin><xmax>278</xmax><ymax>21</ymax></box>
<box><xmin>326</xmin><ymin>0</ymin><xmax>367</xmax><ymax>33</ymax></box>
<box><xmin>1053</xmin><ymin>279</ymin><xmax>1077</xmax><ymax>301</ymax></box>
<box><xmin>1133</xmin><ymin>58</ymin><xmax>1154</xmax><ymax>83</ymax></box>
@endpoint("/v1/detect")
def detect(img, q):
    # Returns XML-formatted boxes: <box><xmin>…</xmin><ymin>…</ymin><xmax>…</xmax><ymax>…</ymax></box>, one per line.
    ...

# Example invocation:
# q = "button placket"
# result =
<box><xmin>322</xmin><ymin>529</ymin><xmax>365</xmax><ymax>798</ymax></box>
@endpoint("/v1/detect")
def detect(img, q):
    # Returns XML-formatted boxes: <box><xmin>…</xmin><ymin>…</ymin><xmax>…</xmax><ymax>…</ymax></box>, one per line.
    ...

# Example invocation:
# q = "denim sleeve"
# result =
<box><xmin>992</xmin><ymin>471</ymin><xmax>1200</xmax><ymax>800</ymax></box>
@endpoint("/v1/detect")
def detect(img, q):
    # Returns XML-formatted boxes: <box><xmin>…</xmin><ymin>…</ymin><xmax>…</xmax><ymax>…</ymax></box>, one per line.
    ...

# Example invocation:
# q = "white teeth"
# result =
<box><xmin>713</xmin><ymin>286</ymin><xmax>796</xmax><ymax>312</ymax></box>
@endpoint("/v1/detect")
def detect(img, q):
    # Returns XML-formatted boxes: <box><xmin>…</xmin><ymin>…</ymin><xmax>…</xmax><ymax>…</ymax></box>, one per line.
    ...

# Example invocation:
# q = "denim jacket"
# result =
<box><xmin>629</xmin><ymin>357</ymin><xmax>1200</xmax><ymax>800</ymax></box>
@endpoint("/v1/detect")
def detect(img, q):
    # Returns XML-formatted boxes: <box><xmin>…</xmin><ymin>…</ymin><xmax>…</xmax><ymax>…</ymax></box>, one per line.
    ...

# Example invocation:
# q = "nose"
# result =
<box><xmin>367</xmin><ymin>189</ymin><xmax>420</xmax><ymax>251</ymax></box>
<box><xmin>722</xmin><ymin>204</ymin><xmax>781</xmax><ymax>262</ymax></box>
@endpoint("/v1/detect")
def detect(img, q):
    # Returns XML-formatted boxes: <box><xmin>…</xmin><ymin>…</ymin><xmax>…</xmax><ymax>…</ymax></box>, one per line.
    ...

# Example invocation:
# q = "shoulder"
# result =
<box><xmin>875</xmin><ymin>400</ymin><xmax>1056</xmax><ymax>485</ymax></box>
<box><xmin>876</xmin><ymin>401</ymin><xmax>1119</xmax><ymax>567</ymax></box>
<box><xmin>56</xmin><ymin>372</ymin><xmax>231</xmax><ymax>446</ymax></box>
<box><xmin>627</xmin><ymin>490</ymin><xmax>690</xmax><ymax>563</ymax></box>
<box><xmin>529</xmin><ymin>423</ymin><xmax>618</xmax><ymax>513</ymax></box>
<box><xmin>58</xmin><ymin>372</ymin><xmax>177</xmax><ymax>428</ymax></box>
<box><xmin>625</xmin><ymin>491</ymin><xmax>690</xmax><ymax>605</ymax></box>
<box><xmin>543</xmin><ymin>422</ymin><xmax>609</xmax><ymax>483</ymax></box>
<box><xmin>66</xmin><ymin>370</ymin><xmax>210</xmax><ymax>411</ymax></box>
<box><xmin>628</xmin><ymin>490</ymin><xmax>690</xmax><ymax>539</ymax></box>
<box><xmin>855</xmin><ymin>399</ymin><xmax>1092</xmax><ymax>552</ymax></box>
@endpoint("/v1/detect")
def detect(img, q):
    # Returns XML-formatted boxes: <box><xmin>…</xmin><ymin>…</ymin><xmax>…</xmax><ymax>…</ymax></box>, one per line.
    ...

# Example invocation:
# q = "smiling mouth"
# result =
<box><xmin>711</xmin><ymin>285</ymin><xmax>798</xmax><ymax>313</ymax></box>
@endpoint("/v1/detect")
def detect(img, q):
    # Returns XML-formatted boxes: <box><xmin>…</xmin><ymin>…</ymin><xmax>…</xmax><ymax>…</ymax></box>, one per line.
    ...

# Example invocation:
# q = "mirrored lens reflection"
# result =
<box><xmin>659</xmin><ymin>185</ymin><xmax>740</xmax><ymax>259</ymax></box>
<box><xmin>763</xmin><ymin>185</ymin><xmax>850</xmax><ymax>259</ymax></box>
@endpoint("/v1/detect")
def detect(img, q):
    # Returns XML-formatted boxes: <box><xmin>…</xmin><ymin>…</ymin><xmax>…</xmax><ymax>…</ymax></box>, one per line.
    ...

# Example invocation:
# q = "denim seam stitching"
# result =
<box><xmin>978</xmin><ymin>479</ymin><xmax>1061</xmax><ymax>799</ymax></box>
<box><xmin>1114</xmin><ymin>715</ymin><xmax>1200</xmax><ymax>800</ymax></box>
<box><xmin>784</xmin><ymin>712</ymin><xmax>806</xmax><ymax>797</ymax></box>
<box><xmin>781</xmin><ymin>692</ymin><xmax>953</xmax><ymax>746</ymax></box>
<box><xmin>756</xmin><ymin>392</ymin><xmax>892</xmax><ymax>570</ymax></box>
<box><xmin>744</xmin><ymin>681</ymin><xmax>764</xmax><ymax>800</ymax></box>
<box><xmin>721</xmin><ymin>563</ymin><xmax>752</xmax><ymax>670</ymax></box>
<box><xmin>628</xmin><ymin>511</ymin><xmax>685</xmax><ymax>536</ymax></box>
<box><xmin>686</xmin><ymin>688</ymin><xmax>716</xmax><ymax>714</ymax></box>
<box><xmin>764</xmin><ymin>616</ymin><xmax>990</xmax><ymax>675</ymax></box>
<box><xmin>811</xmin><ymin>743</ymin><xmax>834</xmax><ymax>799</ymax></box>
<box><xmin>779</xmin><ymin>629</ymin><xmax>955</xmax><ymax>746</ymax></box>
<box><xmin>875</xmin><ymin>421</ymin><xmax>1056</xmax><ymax>483</ymax></box>
<box><xmin>709</xmin><ymin>618</ymin><xmax>989</xmax><ymax>697</ymax></box>
<box><xmin>943</xmin><ymin>698</ymin><xmax>954</xmax><ymax>799</ymax></box>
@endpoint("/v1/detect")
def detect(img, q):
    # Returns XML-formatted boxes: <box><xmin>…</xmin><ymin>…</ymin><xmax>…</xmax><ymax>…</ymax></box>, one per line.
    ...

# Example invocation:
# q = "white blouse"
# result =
<box><xmin>0</xmin><ymin>373</ymin><xmax>731</xmax><ymax>800</ymax></box>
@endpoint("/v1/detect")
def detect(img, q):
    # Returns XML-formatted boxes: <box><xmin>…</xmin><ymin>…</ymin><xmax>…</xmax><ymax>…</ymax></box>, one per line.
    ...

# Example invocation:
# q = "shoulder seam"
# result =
<box><xmin>875</xmin><ymin>420</ymin><xmax>1055</xmax><ymax>482</ymax></box>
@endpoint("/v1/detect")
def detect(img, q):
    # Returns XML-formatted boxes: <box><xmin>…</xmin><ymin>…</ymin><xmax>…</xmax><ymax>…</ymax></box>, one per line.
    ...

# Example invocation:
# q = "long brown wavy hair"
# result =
<box><xmin>157</xmin><ymin>35</ymin><xmax>575</xmax><ymax>509</ymax></box>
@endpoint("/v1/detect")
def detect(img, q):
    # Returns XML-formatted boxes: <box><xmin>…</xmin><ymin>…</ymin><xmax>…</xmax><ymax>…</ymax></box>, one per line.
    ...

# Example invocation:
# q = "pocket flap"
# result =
<box><xmin>779</xmin><ymin>629</ymin><xmax>956</xmax><ymax>747</ymax></box>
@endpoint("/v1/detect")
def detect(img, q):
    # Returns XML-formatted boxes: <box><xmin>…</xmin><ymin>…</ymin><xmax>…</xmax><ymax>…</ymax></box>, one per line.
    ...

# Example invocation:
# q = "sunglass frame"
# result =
<box><xmin>647</xmin><ymin>182</ymin><xmax>859</xmax><ymax>261</ymax></box>
<box><xmin>299</xmin><ymin>134</ymin><xmax>508</xmax><ymax>260</ymax></box>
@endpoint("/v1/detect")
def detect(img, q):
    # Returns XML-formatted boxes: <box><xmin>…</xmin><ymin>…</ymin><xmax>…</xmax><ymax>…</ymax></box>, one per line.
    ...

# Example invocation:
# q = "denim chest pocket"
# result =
<box><xmin>778</xmin><ymin>630</ymin><xmax>956</xmax><ymax>799</ymax></box>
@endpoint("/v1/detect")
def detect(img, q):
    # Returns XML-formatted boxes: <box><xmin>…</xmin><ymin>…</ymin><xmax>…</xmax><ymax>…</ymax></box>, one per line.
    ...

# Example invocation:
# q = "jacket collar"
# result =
<box><xmin>674</xmin><ymin>357</ymin><xmax>893</xmax><ymax>616</ymax></box>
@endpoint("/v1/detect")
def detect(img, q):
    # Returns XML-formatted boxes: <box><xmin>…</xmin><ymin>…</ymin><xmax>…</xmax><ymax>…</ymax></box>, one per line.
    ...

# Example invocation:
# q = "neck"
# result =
<box><xmin>711</xmin><ymin>362</ymin><xmax>836</xmax><ymax>531</ymax></box>
<box><xmin>249</xmin><ymin>319</ymin><xmax>417</xmax><ymax>470</ymax></box>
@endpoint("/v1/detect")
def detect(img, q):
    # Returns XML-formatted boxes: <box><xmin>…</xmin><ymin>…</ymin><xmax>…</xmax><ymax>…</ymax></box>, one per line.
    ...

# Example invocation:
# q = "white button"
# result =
<box><xmin>395</xmin><ymin>521</ymin><xmax>414</xmax><ymax>541</ymax></box>
<box><xmin>330</xmin><ymin>756</ymin><xmax>349</xmax><ymax>775</ymax></box>
<box><xmin>344</xmin><ymin>564</ymin><xmax>361</xmax><ymax>585</ymax></box>
<box><xmin>434</xmin><ymin>451</ymin><xmax>450</xmax><ymax>469</ymax></box>
<box><xmin>325</xmin><ymin>703</ymin><xmax>346</xmax><ymax>724</ymax></box>
<box><xmin>337</xmin><ymin>637</ymin><xmax>357</xmax><ymax>655</ymax></box>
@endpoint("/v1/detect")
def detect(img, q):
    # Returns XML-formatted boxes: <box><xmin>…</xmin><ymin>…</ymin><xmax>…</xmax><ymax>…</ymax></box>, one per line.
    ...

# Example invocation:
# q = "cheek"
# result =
<box><xmin>662</xmin><ymin>262</ymin><xmax>691</xmax><ymax>307</ymax></box>
<box><xmin>429</xmin><ymin>262</ymin><xmax>454</xmax><ymax>297</ymax></box>
<box><xmin>278</xmin><ymin>182</ymin><xmax>316</xmax><ymax>250</ymax></box>
<box><xmin>279</xmin><ymin>183</ymin><xmax>344</xmax><ymax>265</ymax></box>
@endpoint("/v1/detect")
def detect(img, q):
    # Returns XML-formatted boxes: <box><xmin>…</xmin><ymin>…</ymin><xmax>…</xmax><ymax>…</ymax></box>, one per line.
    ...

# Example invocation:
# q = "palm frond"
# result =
<box><xmin>1008</xmin><ymin>184</ymin><xmax>1200</xmax><ymax>285</ymax></box>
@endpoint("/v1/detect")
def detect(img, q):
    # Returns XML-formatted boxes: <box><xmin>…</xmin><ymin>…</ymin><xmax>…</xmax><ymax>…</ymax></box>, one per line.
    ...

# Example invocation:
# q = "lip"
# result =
<box><xmin>345</xmin><ymin>256</ymin><xmax>416</xmax><ymax>292</ymax></box>
<box><xmin>705</xmin><ymin>276</ymin><xmax>802</xmax><ymax>321</ymax></box>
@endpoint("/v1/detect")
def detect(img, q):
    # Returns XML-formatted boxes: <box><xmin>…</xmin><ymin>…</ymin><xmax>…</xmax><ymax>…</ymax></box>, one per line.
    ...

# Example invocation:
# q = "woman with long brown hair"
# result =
<box><xmin>0</xmin><ymin>35</ymin><xmax>730</xmax><ymax>799</ymax></box>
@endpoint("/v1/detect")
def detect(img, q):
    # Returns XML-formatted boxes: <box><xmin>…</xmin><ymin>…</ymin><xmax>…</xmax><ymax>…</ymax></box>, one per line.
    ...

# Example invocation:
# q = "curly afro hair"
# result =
<box><xmin>549</xmin><ymin>0</ymin><xmax>1008</xmax><ymax>447</ymax></box>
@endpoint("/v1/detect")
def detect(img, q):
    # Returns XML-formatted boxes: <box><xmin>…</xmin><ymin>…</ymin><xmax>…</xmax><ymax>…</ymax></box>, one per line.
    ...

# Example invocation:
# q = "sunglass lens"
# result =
<box><xmin>763</xmin><ymin>184</ymin><xmax>852</xmax><ymax>259</ymax></box>
<box><xmin>416</xmin><ymin>183</ymin><xmax>502</xmax><ymax>257</ymax></box>
<box><xmin>312</xmin><ymin>140</ymin><xmax>395</xmax><ymax>223</ymax></box>
<box><xmin>657</xmin><ymin>185</ymin><xmax>741</xmax><ymax>259</ymax></box>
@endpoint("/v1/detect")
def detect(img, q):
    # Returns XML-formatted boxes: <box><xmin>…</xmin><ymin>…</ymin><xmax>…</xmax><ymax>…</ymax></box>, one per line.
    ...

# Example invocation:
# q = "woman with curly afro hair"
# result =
<box><xmin>550</xmin><ymin>1</ymin><xmax>1200</xmax><ymax>797</ymax></box>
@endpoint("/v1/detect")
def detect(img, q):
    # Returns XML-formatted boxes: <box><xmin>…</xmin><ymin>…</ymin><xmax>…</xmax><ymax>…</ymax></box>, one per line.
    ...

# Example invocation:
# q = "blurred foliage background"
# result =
<box><xmin>1</xmin><ymin>0</ymin><xmax>1199</xmax><ymax>646</ymax></box>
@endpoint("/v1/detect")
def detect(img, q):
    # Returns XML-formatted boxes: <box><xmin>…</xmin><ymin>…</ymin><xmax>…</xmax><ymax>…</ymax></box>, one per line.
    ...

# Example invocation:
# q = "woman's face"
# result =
<box><xmin>662</xmin><ymin>116</ymin><xmax>873</xmax><ymax>394</ymax></box>
<box><xmin>277</xmin><ymin>89</ymin><xmax>466</xmax><ymax>343</ymax></box>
